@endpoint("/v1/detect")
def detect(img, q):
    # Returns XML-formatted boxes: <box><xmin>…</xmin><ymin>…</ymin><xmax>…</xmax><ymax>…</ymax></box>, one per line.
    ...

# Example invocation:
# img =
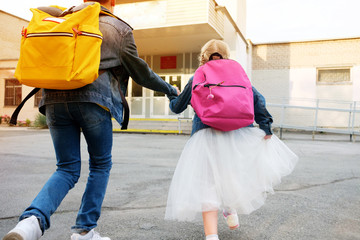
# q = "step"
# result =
<box><xmin>112</xmin><ymin>118</ymin><xmax>192</xmax><ymax>134</ymax></box>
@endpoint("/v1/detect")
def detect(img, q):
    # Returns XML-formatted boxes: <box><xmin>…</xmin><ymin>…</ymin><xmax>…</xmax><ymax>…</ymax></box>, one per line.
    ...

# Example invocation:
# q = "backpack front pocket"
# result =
<box><xmin>71</xmin><ymin>24</ymin><xmax>102</xmax><ymax>84</ymax></box>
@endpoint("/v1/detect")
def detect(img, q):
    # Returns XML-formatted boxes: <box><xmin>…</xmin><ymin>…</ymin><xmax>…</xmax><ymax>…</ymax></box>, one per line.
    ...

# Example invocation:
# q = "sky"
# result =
<box><xmin>0</xmin><ymin>0</ymin><xmax>83</xmax><ymax>20</ymax></box>
<box><xmin>1</xmin><ymin>0</ymin><xmax>360</xmax><ymax>44</ymax></box>
<box><xmin>247</xmin><ymin>0</ymin><xmax>360</xmax><ymax>43</ymax></box>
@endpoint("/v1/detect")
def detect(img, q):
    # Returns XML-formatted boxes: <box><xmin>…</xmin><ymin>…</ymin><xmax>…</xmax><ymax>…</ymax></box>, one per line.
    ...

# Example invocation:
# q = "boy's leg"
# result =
<box><xmin>3</xmin><ymin>103</ymin><xmax>82</xmax><ymax>239</ymax></box>
<box><xmin>21</xmin><ymin>103</ymin><xmax>82</xmax><ymax>231</ymax></box>
<box><xmin>70</xmin><ymin>103</ymin><xmax>113</xmax><ymax>233</ymax></box>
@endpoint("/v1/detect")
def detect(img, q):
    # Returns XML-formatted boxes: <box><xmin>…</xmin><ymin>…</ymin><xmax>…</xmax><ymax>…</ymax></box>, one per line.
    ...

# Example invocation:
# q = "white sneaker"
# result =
<box><xmin>70</xmin><ymin>230</ymin><xmax>110</xmax><ymax>240</ymax></box>
<box><xmin>223</xmin><ymin>209</ymin><xmax>239</xmax><ymax>230</ymax></box>
<box><xmin>3</xmin><ymin>215</ymin><xmax>42</xmax><ymax>240</ymax></box>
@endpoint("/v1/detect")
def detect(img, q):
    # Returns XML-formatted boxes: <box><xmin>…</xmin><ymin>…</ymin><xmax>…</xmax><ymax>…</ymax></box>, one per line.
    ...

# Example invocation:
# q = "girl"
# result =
<box><xmin>165</xmin><ymin>39</ymin><xmax>298</xmax><ymax>240</ymax></box>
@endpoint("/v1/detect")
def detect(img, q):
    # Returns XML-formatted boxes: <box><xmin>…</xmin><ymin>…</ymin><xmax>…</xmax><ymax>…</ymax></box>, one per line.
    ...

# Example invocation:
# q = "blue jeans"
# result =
<box><xmin>20</xmin><ymin>102</ymin><xmax>113</xmax><ymax>234</ymax></box>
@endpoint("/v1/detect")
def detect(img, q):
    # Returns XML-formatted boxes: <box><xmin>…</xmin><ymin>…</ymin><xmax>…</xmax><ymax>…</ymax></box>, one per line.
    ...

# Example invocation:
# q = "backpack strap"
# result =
<box><xmin>58</xmin><ymin>3</ymin><xmax>133</xmax><ymax>30</ymax></box>
<box><xmin>99</xmin><ymin>9</ymin><xmax>133</xmax><ymax>30</ymax></box>
<box><xmin>10</xmin><ymin>79</ymin><xmax>129</xmax><ymax>129</ymax></box>
<box><xmin>98</xmin><ymin>10</ymin><xmax>130</xmax><ymax>130</ymax></box>
<box><xmin>10</xmin><ymin>88</ymin><xmax>40</xmax><ymax>125</ymax></box>
<box><xmin>108</xmin><ymin>68</ymin><xmax>130</xmax><ymax>130</ymax></box>
<box><xmin>118</xmin><ymin>84</ymin><xmax>129</xmax><ymax>130</ymax></box>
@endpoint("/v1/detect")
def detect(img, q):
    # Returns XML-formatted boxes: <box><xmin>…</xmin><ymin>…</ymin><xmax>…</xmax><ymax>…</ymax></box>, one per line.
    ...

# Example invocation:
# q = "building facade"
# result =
<box><xmin>0</xmin><ymin>0</ymin><xmax>248</xmax><ymax>123</ymax></box>
<box><xmin>251</xmin><ymin>38</ymin><xmax>360</xmax><ymax>128</ymax></box>
<box><xmin>115</xmin><ymin>0</ymin><xmax>248</xmax><ymax>120</ymax></box>
<box><xmin>2</xmin><ymin>1</ymin><xmax>358</xmax><ymax>130</ymax></box>
<box><xmin>0</xmin><ymin>11</ymin><xmax>39</xmax><ymax>123</ymax></box>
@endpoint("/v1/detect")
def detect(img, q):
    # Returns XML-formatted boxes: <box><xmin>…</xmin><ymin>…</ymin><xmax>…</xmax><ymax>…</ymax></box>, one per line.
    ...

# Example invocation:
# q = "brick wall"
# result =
<box><xmin>251</xmin><ymin>38</ymin><xmax>360</xmax><ymax>128</ymax></box>
<box><xmin>252</xmin><ymin>38</ymin><xmax>360</xmax><ymax>70</ymax></box>
<box><xmin>0</xmin><ymin>11</ymin><xmax>35</xmax><ymax>121</ymax></box>
<box><xmin>0</xmin><ymin>11</ymin><xmax>28</xmax><ymax>61</ymax></box>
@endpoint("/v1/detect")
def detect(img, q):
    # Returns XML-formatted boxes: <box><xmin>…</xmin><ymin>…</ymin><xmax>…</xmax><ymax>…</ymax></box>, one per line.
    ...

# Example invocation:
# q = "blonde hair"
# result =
<box><xmin>199</xmin><ymin>39</ymin><xmax>231</xmax><ymax>66</ymax></box>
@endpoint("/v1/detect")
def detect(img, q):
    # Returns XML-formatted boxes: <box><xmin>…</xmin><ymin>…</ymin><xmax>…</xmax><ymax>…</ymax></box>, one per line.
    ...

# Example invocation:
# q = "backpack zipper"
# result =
<box><xmin>204</xmin><ymin>83</ymin><xmax>246</xmax><ymax>89</ymax></box>
<box><xmin>79</xmin><ymin>31</ymin><xmax>103</xmax><ymax>39</ymax></box>
<box><xmin>193</xmin><ymin>82</ymin><xmax>246</xmax><ymax>90</ymax></box>
<box><xmin>201</xmin><ymin>82</ymin><xmax>247</xmax><ymax>99</ymax></box>
<box><xmin>25</xmin><ymin>32</ymin><xmax>74</xmax><ymax>38</ymax></box>
<box><xmin>72</xmin><ymin>28</ymin><xmax>103</xmax><ymax>39</ymax></box>
<box><xmin>24</xmin><ymin>30</ymin><xmax>102</xmax><ymax>40</ymax></box>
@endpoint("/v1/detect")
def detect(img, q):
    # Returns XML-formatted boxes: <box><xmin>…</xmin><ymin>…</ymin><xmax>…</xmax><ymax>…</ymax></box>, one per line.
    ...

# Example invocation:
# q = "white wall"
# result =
<box><xmin>352</xmin><ymin>66</ymin><xmax>360</xmax><ymax>101</ymax></box>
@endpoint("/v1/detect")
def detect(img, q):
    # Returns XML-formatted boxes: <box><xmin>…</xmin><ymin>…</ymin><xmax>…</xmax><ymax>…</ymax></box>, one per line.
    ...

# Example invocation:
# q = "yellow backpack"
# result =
<box><xmin>15</xmin><ymin>3</ymin><xmax>103</xmax><ymax>89</ymax></box>
<box><xmin>10</xmin><ymin>3</ymin><xmax>130</xmax><ymax>129</ymax></box>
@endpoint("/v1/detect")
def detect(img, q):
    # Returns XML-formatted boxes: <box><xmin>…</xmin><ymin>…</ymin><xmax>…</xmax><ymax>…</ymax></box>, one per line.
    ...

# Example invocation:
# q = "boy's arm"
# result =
<box><xmin>119</xmin><ymin>31</ymin><xmax>178</xmax><ymax>99</ymax></box>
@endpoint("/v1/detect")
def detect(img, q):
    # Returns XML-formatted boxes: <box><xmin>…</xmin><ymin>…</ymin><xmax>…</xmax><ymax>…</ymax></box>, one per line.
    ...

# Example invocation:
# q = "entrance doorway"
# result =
<box><xmin>126</xmin><ymin>74</ymin><xmax>191</xmax><ymax>118</ymax></box>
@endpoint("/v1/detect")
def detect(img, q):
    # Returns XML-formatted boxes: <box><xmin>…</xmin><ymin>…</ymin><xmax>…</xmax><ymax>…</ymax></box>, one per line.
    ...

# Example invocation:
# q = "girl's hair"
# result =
<box><xmin>199</xmin><ymin>39</ymin><xmax>231</xmax><ymax>66</ymax></box>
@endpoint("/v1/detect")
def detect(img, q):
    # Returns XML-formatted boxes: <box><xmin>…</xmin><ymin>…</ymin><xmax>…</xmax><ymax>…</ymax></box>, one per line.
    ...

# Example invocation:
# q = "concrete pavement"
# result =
<box><xmin>0</xmin><ymin>127</ymin><xmax>359</xmax><ymax>240</ymax></box>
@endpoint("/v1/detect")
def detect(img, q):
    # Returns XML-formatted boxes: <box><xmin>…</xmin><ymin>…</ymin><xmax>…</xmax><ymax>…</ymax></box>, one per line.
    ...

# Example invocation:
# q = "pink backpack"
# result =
<box><xmin>191</xmin><ymin>59</ymin><xmax>254</xmax><ymax>131</ymax></box>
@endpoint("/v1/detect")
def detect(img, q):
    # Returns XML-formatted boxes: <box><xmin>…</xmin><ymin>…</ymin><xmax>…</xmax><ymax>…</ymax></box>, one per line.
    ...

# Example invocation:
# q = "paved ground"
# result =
<box><xmin>0</xmin><ymin>127</ymin><xmax>359</xmax><ymax>240</ymax></box>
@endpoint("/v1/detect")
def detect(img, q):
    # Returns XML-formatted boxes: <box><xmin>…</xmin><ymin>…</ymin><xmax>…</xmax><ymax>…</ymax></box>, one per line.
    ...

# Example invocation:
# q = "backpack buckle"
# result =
<box><xmin>21</xmin><ymin>27</ymin><xmax>27</xmax><ymax>38</ymax></box>
<box><xmin>72</xmin><ymin>28</ymin><xmax>83</xmax><ymax>35</ymax></box>
<box><xmin>59</xmin><ymin>6</ymin><xmax>75</xmax><ymax>17</ymax></box>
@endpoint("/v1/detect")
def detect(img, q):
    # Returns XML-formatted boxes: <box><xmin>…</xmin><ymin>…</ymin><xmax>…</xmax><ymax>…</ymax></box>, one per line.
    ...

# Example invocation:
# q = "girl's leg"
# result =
<box><xmin>202</xmin><ymin>210</ymin><xmax>218</xmax><ymax>238</ymax></box>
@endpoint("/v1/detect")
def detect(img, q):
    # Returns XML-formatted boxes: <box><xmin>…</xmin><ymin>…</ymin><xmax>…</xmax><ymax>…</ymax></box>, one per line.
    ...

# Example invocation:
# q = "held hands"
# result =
<box><xmin>174</xmin><ymin>86</ymin><xmax>180</xmax><ymax>95</ymax></box>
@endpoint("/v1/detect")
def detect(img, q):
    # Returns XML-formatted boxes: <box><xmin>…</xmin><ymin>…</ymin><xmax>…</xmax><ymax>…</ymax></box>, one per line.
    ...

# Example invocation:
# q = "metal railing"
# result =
<box><xmin>172</xmin><ymin>99</ymin><xmax>360</xmax><ymax>141</ymax></box>
<box><xmin>266</xmin><ymin>98</ymin><xmax>360</xmax><ymax>142</ymax></box>
<box><xmin>178</xmin><ymin>117</ymin><xmax>192</xmax><ymax>134</ymax></box>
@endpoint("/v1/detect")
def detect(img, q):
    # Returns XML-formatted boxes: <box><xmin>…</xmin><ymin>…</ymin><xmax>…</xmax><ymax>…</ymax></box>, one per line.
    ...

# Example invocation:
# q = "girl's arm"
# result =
<box><xmin>169</xmin><ymin>77</ymin><xmax>193</xmax><ymax>114</ymax></box>
<box><xmin>252</xmin><ymin>86</ymin><xmax>273</xmax><ymax>136</ymax></box>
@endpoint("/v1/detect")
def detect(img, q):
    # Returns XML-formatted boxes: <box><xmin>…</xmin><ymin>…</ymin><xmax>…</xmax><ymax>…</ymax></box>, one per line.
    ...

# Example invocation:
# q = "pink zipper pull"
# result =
<box><xmin>21</xmin><ymin>27</ymin><xmax>27</xmax><ymax>38</ymax></box>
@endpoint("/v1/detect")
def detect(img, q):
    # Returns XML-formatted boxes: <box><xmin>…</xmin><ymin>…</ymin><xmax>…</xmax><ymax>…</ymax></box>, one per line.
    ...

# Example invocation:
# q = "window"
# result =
<box><xmin>131</xmin><ymin>80</ymin><xmax>143</xmax><ymax>97</ymax></box>
<box><xmin>317</xmin><ymin>68</ymin><xmax>351</xmax><ymax>84</ymax></box>
<box><xmin>4</xmin><ymin>79</ymin><xmax>22</xmax><ymax>106</ymax></box>
<box><xmin>170</xmin><ymin>75</ymin><xmax>181</xmax><ymax>90</ymax></box>
<box><xmin>34</xmin><ymin>90</ymin><xmax>42</xmax><ymax>107</ymax></box>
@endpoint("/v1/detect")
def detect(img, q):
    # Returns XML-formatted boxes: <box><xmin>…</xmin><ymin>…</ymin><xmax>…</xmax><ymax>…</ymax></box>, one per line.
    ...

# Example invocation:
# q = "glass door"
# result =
<box><xmin>151</xmin><ymin>75</ymin><xmax>182</xmax><ymax>118</ymax></box>
<box><xmin>127</xmin><ymin>78</ymin><xmax>145</xmax><ymax>118</ymax></box>
<box><xmin>127</xmin><ymin>75</ymin><xmax>195</xmax><ymax>119</ymax></box>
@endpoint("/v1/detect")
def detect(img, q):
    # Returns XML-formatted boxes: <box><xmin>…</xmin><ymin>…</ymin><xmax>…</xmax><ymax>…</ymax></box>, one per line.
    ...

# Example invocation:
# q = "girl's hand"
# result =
<box><xmin>174</xmin><ymin>86</ymin><xmax>180</xmax><ymax>95</ymax></box>
<box><xmin>264</xmin><ymin>135</ymin><xmax>272</xmax><ymax>140</ymax></box>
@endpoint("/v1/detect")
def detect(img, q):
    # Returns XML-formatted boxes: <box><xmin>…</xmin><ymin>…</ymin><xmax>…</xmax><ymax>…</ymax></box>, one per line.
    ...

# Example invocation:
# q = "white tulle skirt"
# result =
<box><xmin>165</xmin><ymin>127</ymin><xmax>298</xmax><ymax>222</ymax></box>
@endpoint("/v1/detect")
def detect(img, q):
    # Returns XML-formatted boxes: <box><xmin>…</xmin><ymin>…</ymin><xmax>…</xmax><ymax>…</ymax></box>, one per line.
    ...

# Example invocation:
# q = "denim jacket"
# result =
<box><xmin>39</xmin><ymin>4</ymin><xmax>178</xmax><ymax>126</ymax></box>
<box><xmin>170</xmin><ymin>77</ymin><xmax>273</xmax><ymax>136</ymax></box>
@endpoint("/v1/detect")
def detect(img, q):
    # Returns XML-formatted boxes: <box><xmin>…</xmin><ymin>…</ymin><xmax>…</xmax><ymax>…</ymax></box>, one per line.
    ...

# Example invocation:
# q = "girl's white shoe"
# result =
<box><xmin>223</xmin><ymin>209</ymin><xmax>239</xmax><ymax>230</ymax></box>
<box><xmin>206</xmin><ymin>234</ymin><xmax>219</xmax><ymax>240</ymax></box>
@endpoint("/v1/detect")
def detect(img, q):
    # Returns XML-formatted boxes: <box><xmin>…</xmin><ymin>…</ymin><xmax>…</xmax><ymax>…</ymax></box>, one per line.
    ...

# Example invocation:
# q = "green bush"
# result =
<box><xmin>26</xmin><ymin>118</ymin><xmax>31</xmax><ymax>127</ymax></box>
<box><xmin>33</xmin><ymin>114</ymin><xmax>48</xmax><ymax>128</ymax></box>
